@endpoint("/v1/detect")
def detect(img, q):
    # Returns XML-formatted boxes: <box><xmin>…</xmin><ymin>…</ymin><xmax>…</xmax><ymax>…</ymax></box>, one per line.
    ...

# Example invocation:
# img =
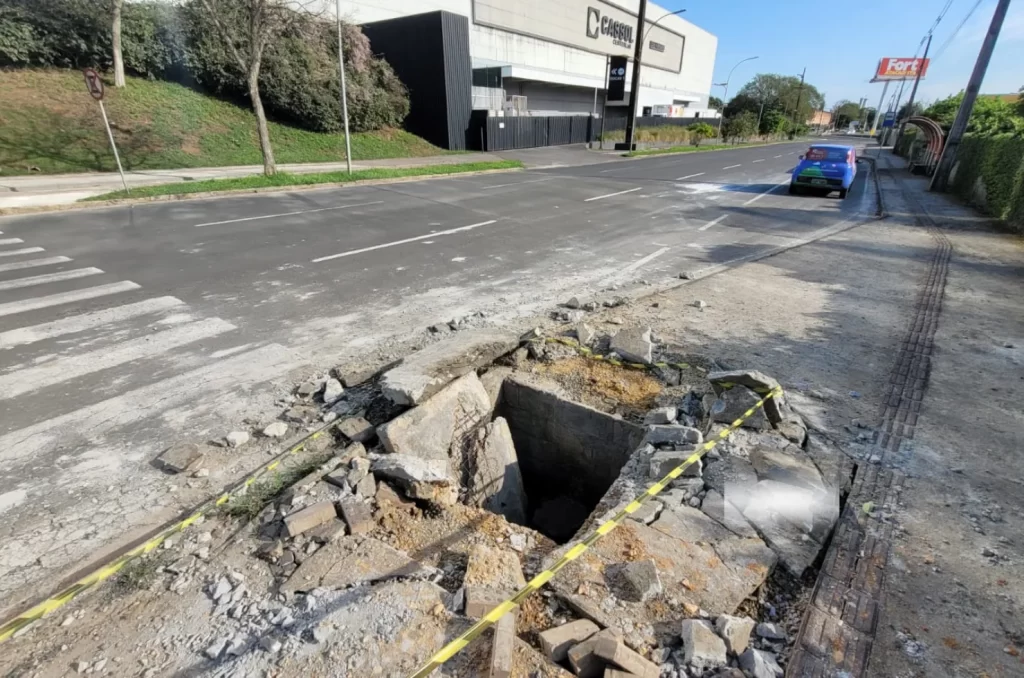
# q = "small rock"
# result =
<box><xmin>644</xmin><ymin>407</ymin><xmax>678</xmax><ymax>425</ymax></box>
<box><xmin>225</xmin><ymin>431</ymin><xmax>250</xmax><ymax>448</ymax></box>
<box><xmin>509</xmin><ymin>533</ymin><xmax>527</xmax><ymax>552</ymax></box>
<box><xmin>259</xmin><ymin>636</ymin><xmax>283</xmax><ymax>654</ymax></box>
<box><xmin>283</xmin><ymin>407</ymin><xmax>309</xmax><ymax>423</ymax></box>
<box><xmin>204</xmin><ymin>637</ymin><xmax>229</xmax><ymax>660</ymax></box>
<box><xmin>575</xmin><ymin>322</ymin><xmax>596</xmax><ymax>345</ymax></box>
<box><xmin>323</xmin><ymin>378</ymin><xmax>344</xmax><ymax>404</ymax></box>
<box><xmin>565</xmin><ymin>296</ymin><xmax>582</xmax><ymax>309</ymax></box>
<box><xmin>157</xmin><ymin>443</ymin><xmax>204</xmax><ymax>474</ymax></box>
<box><xmin>739</xmin><ymin>648</ymin><xmax>783</xmax><ymax>678</ymax></box>
<box><xmin>755</xmin><ymin>622</ymin><xmax>786</xmax><ymax>641</ymax></box>
<box><xmin>322</xmin><ymin>411</ymin><xmax>338</xmax><ymax>424</ymax></box>
<box><xmin>693</xmin><ymin>300</ymin><xmax>707</xmax><ymax>310</ymax></box>
<box><xmin>582</xmin><ymin>301</ymin><xmax>599</xmax><ymax>312</ymax></box>
<box><xmin>74</xmin><ymin>660</ymin><xmax>90</xmax><ymax>673</ymax></box>
<box><xmin>680</xmin><ymin>619</ymin><xmax>727</xmax><ymax>672</ymax></box>
<box><xmin>620</xmin><ymin>558</ymin><xmax>662</xmax><ymax>602</ymax></box>
<box><xmin>982</xmin><ymin>547</ymin><xmax>996</xmax><ymax>557</ymax></box>
<box><xmin>609</xmin><ymin>317</ymin><xmax>624</xmax><ymax>325</ymax></box>
<box><xmin>715</xmin><ymin>615</ymin><xmax>755</xmax><ymax>655</ymax></box>
<box><xmin>296</xmin><ymin>381</ymin><xmax>319</xmax><ymax>398</ymax></box>
<box><xmin>210</xmin><ymin>577</ymin><xmax>232</xmax><ymax>602</ymax></box>
<box><xmin>262</xmin><ymin>422</ymin><xmax>288</xmax><ymax>438</ymax></box>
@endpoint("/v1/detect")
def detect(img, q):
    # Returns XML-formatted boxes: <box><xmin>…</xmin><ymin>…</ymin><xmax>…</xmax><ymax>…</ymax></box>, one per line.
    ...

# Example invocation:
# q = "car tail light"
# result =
<box><xmin>847</xmin><ymin>150</ymin><xmax>854</xmax><ymax>164</ymax></box>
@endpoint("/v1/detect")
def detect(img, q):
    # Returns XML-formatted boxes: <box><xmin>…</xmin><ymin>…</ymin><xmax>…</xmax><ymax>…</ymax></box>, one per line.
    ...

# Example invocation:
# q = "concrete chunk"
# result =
<box><xmin>283</xmin><ymin>501</ymin><xmax>337</xmax><ymax>538</ymax></box>
<box><xmin>594</xmin><ymin>636</ymin><xmax>660</xmax><ymax>678</ymax></box>
<box><xmin>644</xmin><ymin>425</ymin><xmax>703</xmax><ymax>446</ymax></box>
<box><xmin>464</xmin><ymin>544</ymin><xmax>526</xmax><ymax>595</ymax></box>
<box><xmin>749</xmin><ymin>446</ymin><xmax>826</xmax><ymax>491</ymax></box>
<box><xmin>380</xmin><ymin>330</ymin><xmax>517</xmax><ymax>405</ymax></box>
<box><xmin>281</xmin><ymin>536</ymin><xmax>435</xmax><ymax>593</ymax></box>
<box><xmin>714</xmin><ymin>614</ymin><xmax>755</xmax><ymax>655</ymax></box>
<box><xmin>538</xmin><ymin>619</ymin><xmax>600</xmax><ymax>662</ymax></box>
<box><xmin>464</xmin><ymin>586</ymin><xmax>506</xmax><ymax>618</ymax></box>
<box><xmin>707</xmin><ymin>370</ymin><xmax>784</xmax><ymax>424</ymax></box>
<box><xmin>378</xmin><ymin>372</ymin><xmax>491</xmax><ymax>462</ymax></box>
<box><xmin>619</xmin><ymin>558</ymin><xmax>662</xmax><ymax>602</ymax></box>
<box><xmin>157</xmin><ymin>442</ymin><xmax>203</xmax><ymax>473</ymax></box>
<box><xmin>739</xmin><ymin>648</ymin><xmax>784</xmax><ymax>678</ymax></box>
<box><xmin>371</xmin><ymin>455</ymin><xmax>456</xmax><ymax>505</ymax></box>
<box><xmin>338</xmin><ymin>498</ymin><xmax>373</xmax><ymax>535</ymax></box>
<box><xmin>568</xmin><ymin>628</ymin><xmax>622</xmax><ymax>678</ymax></box>
<box><xmin>679</xmin><ymin>619</ymin><xmax>727</xmax><ymax>673</ymax></box>
<box><xmin>609</xmin><ymin>326</ymin><xmax>653</xmax><ymax>364</ymax></box>
<box><xmin>643</xmin><ymin>407</ymin><xmax>677</xmax><ymax>425</ymax></box>
<box><xmin>711</xmin><ymin>386</ymin><xmax>768</xmax><ymax>429</ymax></box>
<box><xmin>649</xmin><ymin>449</ymin><xmax>702</xmax><ymax>479</ymax></box>
<box><xmin>489</xmin><ymin>608</ymin><xmax>515</xmax><ymax>678</ymax></box>
<box><xmin>338</xmin><ymin>416</ymin><xmax>375</xmax><ymax>443</ymax></box>
<box><xmin>465</xmin><ymin>417</ymin><xmax>528</xmax><ymax>524</ymax></box>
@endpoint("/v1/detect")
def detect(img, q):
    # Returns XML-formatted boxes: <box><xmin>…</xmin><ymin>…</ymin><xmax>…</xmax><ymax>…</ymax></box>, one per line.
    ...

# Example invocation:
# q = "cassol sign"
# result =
<box><xmin>587</xmin><ymin>6</ymin><xmax>634</xmax><ymax>48</ymax></box>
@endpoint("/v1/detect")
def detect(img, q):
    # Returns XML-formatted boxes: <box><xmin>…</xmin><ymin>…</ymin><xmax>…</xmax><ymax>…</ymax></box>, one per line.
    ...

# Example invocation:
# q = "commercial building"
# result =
<box><xmin>337</xmin><ymin>0</ymin><xmax>718</xmax><ymax>149</ymax></box>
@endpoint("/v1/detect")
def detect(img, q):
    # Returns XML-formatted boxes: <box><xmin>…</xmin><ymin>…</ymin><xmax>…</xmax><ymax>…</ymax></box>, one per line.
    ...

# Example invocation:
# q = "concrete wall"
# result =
<box><xmin>497</xmin><ymin>377</ymin><xmax>645</xmax><ymax>507</ymax></box>
<box><xmin>334</xmin><ymin>0</ymin><xmax>716</xmax><ymax>109</ymax></box>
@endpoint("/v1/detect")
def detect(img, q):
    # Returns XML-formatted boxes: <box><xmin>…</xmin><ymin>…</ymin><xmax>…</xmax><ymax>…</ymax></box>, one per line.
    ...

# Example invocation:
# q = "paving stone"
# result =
<box><xmin>338</xmin><ymin>498</ymin><xmax>373</xmax><ymax>535</ymax></box>
<box><xmin>594</xmin><ymin>635</ymin><xmax>660</xmax><ymax>677</ymax></box>
<box><xmin>157</xmin><ymin>443</ymin><xmax>204</xmax><ymax>473</ymax></box>
<box><xmin>714</xmin><ymin>614</ymin><xmax>756</xmax><ymax>655</ymax></box>
<box><xmin>324</xmin><ymin>468</ymin><xmax>350</xmax><ymax>490</ymax></box>
<box><xmin>619</xmin><ymin>558</ymin><xmax>662</xmax><ymax>602</ymax></box>
<box><xmin>568</xmin><ymin>628</ymin><xmax>623</xmax><ymax>678</ymax></box>
<box><xmin>603</xmin><ymin>669</ymin><xmax>639</xmax><ymax>678</ymax></box>
<box><xmin>353</xmin><ymin>473</ymin><xmax>376</xmax><ymax>498</ymax></box>
<box><xmin>738</xmin><ymin>648</ymin><xmax>783</xmax><ymax>678</ymax></box>
<box><xmin>306</xmin><ymin>518</ymin><xmax>348</xmax><ymax>544</ymax></box>
<box><xmin>465</xmin><ymin>416</ymin><xmax>527</xmax><ymax>524</ymax></box>
<box><xmin>490</xmin><ymin>608</ymin><xmax>515</xmax><ymax>678</ymax></box>
<box><xmin>283</xmin><ymin>501</ymin><xmax>337</xmax><ymax>538</ymax></box>
<box><xmin>338</xmin><ymin>416</ymin><xmax>374</xmax><ymax>443</ymax></box>
<box><xmin>380</xmin><ymin>330</ymin><xmax>517</xmax><ymax>405</ymax></box>
<box><xmin>538</xmin><ymin>619</ymin><xmax>600</xmax><ymax>662</ymax></box>
<box><xmin>711</xmin><ymin>386</ymin><xmax>769</xmax><ymax>429</ymax></box>
<box><xmin>296</xmin><ymin>381</ymin><xmax>319</xmax><ymax>398</ymax></box>
<box><xmin>644</xmin><ymin>407</ymin><xmax>677</xmax><ymax>425</ymax></box>
<box><xmin>281</xmin><ymin>536</ymin><xmax>435</xmax><ymax>593</ymax></box>
<box><xmin>644</xmin><ymin>425</ymin><xmax>703</xmax><ymax>446</ymax></box>
<box><xmin>463</xmin><ymin>586</ymin><xmax>506</xmax><ymax>618</ymax></box>
<box><xmin>680</xmin><ymin>619</ymin><xmax>728</xmax><ymax>673</ymax></box>
<box><xmin>610</xmin><ymin>326</ymin><xmax>654</xmax><ymax>364</ymax></box>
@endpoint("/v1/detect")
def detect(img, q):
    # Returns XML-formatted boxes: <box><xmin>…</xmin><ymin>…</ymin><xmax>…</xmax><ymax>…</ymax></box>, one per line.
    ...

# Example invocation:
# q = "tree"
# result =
<box><xmin>723</xmin><ymin>92</ymin><xmax>760</xmax><ymax>119</ymax></box>
<box><xmin>736</xmin><ymin>73</ymin><xmax>824</xmax><ymax>124</ymax></box>
<box><xmin>722</xmin><ymin>111</ymin><xmax>757</xmax><ymax>142</ymax></box>
<box><xmin>832</xmin><ymin>100</ymin><xmax>863</xmax><ymax>129</ymax></box>
<box><xmin>687</xmin><ymin>122</ymin><xmax>716</xmax><ymax>146</ymax></box>
<box><xmin>923</xmin><ymin>92</ymin><xmax>1024</xmax><ymax>135</ymax></box>
<box><xmin>197</xmin><ymin>0</ymin><xmax>317</xmax><ymax>176</ymax></box>
<box><xmin>1015</xmin><ymin>86</ymin><xmax>1024</xmax><ymax>118</ymax></box>
<box><xmin>111</xmin><ymin>0</ymin><xmax>125</xmax><ymax>87</ymax></box>
<box><xmin>897</xmin><ymin>100</ymin><xmax>923</xmax><ymax>121</ymax></box>
<box><xmin>708</xmin><ymin>96</ymin><xmax>723</xmax><ymax>110</ymax></box>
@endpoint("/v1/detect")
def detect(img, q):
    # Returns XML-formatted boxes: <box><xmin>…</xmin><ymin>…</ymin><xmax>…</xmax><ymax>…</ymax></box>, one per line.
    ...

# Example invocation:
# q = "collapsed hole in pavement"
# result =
<box><xmin>494</xmin><ymin>377</ymin><xmax>644</xmax><ymax>543</ymax></box>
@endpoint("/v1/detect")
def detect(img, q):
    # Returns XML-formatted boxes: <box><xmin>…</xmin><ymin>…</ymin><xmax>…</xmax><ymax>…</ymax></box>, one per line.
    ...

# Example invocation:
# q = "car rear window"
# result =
<box><xmin>806</xmin><ymin>147</ymin><xmax>849</xmax><ymax>162</ymax></box>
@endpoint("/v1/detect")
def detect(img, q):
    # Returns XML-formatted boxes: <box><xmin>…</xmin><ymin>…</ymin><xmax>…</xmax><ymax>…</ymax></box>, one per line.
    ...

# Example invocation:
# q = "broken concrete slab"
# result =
<box><xmin>378</xmin><ymin>372</ymin><xmax>491</xmax><ymax>465</ymax></box>
<box><xmin>609</xmin><ymin>326</ymin><xmax>653</xmax><ymax>364</ymax></box>
<box><xmin>804</xmin><ymin>432</ymin><xmax>855</xmax><ymax>494</ymax></box>
<box><xmin>651</xmin><ymin>504</ymin><xmax>738</xmax><ymax>545</ymax></box>
<box><xmin>700</xmin><ymin>490</ymin><xmax>759</xmax><ymax>539</ymax></box>
<box><xmin>680</xmin><ymin>619</ymin><xmax>728</xmax><ymax>673</ymax></box>
<box><xmin>353</xmin><ymin>473</ymin><xmax>376</xmax><ymax>499</ymax></box>
<box><xmin>338</xmin><ymin>416</ymin><xmax>374</xmax><ymax>444</ymax></box>
<box><xmin>618</xmin><ymin>558</ymin><xmax>662</xmax><ymax>602</ymax></box>
<box><xmin>749</xmin><ymin>446</ymin><xmax>826</xmax><ymax>491</ymax></box>
<box><xmin>649</xmin><ymin>449</ymin><xmax>702</xmax><ymax>479</ymax></box>
<box><xmin>478</xmin><ymin>366</ymin><xmax>513</xmax><ymax>414</ymax></box>
<box><xmin>627</xmin><ymin>500</ymin><xmax>663</xmax><ymax>526</ymax></box>
<box><xmin>714</xmin><ymin>614</ymin><xmax>755</xmax><ymax>655</ymax></box>
<box><xmin>306</xmin><ymin>518</ymin><xmax>348</xmax><ymax>544</ymax></box>
<box><xmin>371</xmin><ymin>455</ymin><xmax>457</xmax><ymax>506</ymax></box>
<box><xmin>594</xmin><ymin>636</ymin><xmax>660</xmax><ymax>678</ymax></box>
<box><xmin>281</xmin><ymin>536</ymin><xmax>435</xmax><ymax>594</ymax></box>
<box><xmin>740</xmin><ymin>480</ymin><xmax>839</xmax><ymax>575</ymax></box>
<box><xmin>465</xmin><ymin>417</ymin><xmax>528</xmax><ymax>525</ymax></box>
<box><xmin>711</xmin><ymin>386</ymin><xmax>769</xmax><ymax>429</ymax></box>
<box><xmin>707</xmin><ymin>370</ymin><xmax>785</xmax><ymax>424</ymax></box>
<box><xmin>538</xmin><ymin>619</ymin><xmax>600</xmax><ymax>662</ymax></box>
<box><xmin>157</xmin><ymin>442</ymin><xmax>204</xmax><ymax>473</ymax></box>
<box><xmin>380</xmin><ymin>330</ymin><xmax>517</xmax><ymax>405</ymax></box>
<box><xmin>702</xmin><ymin>456</ymin><xmax>758</xmax><ymax>510</ymax></box>
<box><xmin>283</xmin><ymin>501</ymin><xmax>337</xmax><ymax>538</ymax></box>
<box><xmin>568</xmin><ymin>628</ymin><xmax>623</xmax><ymax>678</ymax></box>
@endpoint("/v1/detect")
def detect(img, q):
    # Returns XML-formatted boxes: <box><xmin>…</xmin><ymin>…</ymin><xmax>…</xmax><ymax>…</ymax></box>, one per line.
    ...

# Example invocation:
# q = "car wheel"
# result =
<box><xmin>839</xmin><ymin>189</ymin><xmax>848</xmax><ymax>199</ymax></box>
<box><xmin>788</xmin><ymin>183</ymin><xmax>799</xmax><ymax>195</ymax></box>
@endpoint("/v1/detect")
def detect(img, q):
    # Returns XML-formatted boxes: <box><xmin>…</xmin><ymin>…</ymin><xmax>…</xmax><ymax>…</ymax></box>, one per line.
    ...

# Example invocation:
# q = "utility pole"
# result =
<box><xmin>622</xmin><ymin>0</ymin><xmax>649</xmax><ymax>150</ymax></box>
<box><xmin>868</xmin><ymin>80</ymin><xmax>891</xmax><ymax>136</ymax></box>
<box><xmin>931</xmin><ymin>0</ymin><xmax>1011</xmax><ymax>191</ymax></box>
<box><xmin>895</xmin><ymin>33</ymin><xmax>931</xmax><ymax>146</ymax></box>
<box><xmin>336</xmin><ymin>0</ymin><xmax>353</xmax><ymax>173</ymax></box>
<box><xmin>792</xmin><ymin>67</ymin><xmax>806</xmax><ymax>127</ymax></box>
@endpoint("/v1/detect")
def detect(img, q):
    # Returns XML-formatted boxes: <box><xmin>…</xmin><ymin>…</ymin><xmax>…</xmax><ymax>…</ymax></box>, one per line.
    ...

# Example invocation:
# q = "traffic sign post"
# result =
<box><xmin>83</xmin><ymin>68</ymin><xmax>130</xmax><ymax>195</ymax></box>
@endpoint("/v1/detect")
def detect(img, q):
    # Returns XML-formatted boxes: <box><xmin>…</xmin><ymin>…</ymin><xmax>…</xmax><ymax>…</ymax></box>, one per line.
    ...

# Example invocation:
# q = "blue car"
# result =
<box><xmin>789</xmin><ymin>144</ymin><xmax>857</xmax><ymax>199</ymax></box>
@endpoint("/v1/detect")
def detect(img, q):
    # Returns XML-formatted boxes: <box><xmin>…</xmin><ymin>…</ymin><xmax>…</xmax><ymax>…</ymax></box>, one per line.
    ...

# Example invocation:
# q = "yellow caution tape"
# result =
<box><xmin>0</xmin><ymin>419</ymin><xmax>342</xmax><ymax>643</ymax></box>
<box><xmin>408</xmin><ymin>386</ymin><xmax>783</xmax><ymax>678</ymax></box>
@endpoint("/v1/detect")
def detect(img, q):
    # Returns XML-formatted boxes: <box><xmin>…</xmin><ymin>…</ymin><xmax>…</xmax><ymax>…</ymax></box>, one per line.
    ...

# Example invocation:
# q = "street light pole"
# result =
<box><xmin>336</xmin><ymin>0</ymin><xmax>353</xmax><ymax>174</ymax></box>
<box><xmin>621</xmin><ymin>6</ymin><xmax>685</xmax><ymax>149</ymax></box>
<box><xmin>715</xmin><ymin>55</ymin><xmax>759</xmax><ymax>141</ymax></box>
<box><xmin>931</xmin><ymin>0</ymin><xmax>1011</xmax><ymax>191</ymax></box>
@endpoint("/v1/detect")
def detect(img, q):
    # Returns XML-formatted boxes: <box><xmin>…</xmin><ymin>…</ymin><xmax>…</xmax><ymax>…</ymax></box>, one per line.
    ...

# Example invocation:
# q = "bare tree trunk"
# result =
<box><xmin>248</xmin><ymin>64</ymin><xmax>276</xmax><ymax>176</ymax></box>
<box><xmin>112</xmin><ymin>0</ymin><xmax>125</xmax><ymax>87</ymax></box>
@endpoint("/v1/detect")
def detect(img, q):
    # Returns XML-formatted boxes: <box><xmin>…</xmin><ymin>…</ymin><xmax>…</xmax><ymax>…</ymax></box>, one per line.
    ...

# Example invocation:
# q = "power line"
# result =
<box><xmin>932</xmin><ymin>0</ymin><xmax>986</xmax><ymax>62</ymax></box>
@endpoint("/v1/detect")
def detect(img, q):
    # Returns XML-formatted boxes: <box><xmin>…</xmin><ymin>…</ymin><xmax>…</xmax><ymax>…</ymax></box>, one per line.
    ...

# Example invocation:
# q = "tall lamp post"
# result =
<box><xmin>715</xmin><ymin>55</ymin><xmax>758</xmax><ymax>141</ymax></box>
<box><xmin>622</xmin><ymin>3</ymin><xmax>685</xmax><ymax>149</ymax></box>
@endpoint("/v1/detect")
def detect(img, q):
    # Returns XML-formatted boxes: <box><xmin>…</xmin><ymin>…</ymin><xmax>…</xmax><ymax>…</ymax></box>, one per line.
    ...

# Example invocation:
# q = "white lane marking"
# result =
<box><xmin>482</xmin><ymin>178</ymin><xmax>549</xmax><ymax>190</ymax></box>
<box><xmin>774</xmin><ymin>154</ymin><xmax>783</xmax><ymax>158</ymax></box>
<box><xmin>0</xmin><ymin>281</ymin><xmax>140</xmax><ymax>318</ymax></box>
<box><xmin>0</xmin><ymin>247</ymin><xmax>45</xmax><ymax>258</ymax></box>
<box><xmin>313</xmin><ymin>220</ymin><xmax>498</xmax><ymax>263</ymax></box>
<box><xmin>722</xmin><ymin>164</ymin><xmax>742</xmax><ymax>170</ymax></box>
<box><xmin>584</xmin><ymin>187</ymin><xmax>641</xmax><ymax>202</ymax></box>
<box><xmin>0</xmin><ymin>256</ymin><xmax>71</xmax><ymax>273</ymax></box>
<box><xmin>752</xmin><ymin>159</ymin><xmax>765</xmax><ymax>163</ymax></box>
<box><xmin>676</xmin><ymin>172</ymin><xmax>705</xmax><ymax>180</ymax></box>
<box><xmin>743</xmin><ymin>179</ymin><xmax>791</xmax><ymax>206</ymax></box>
<box><xmin>0</xmin><ymin>268</ymin><xmax>103</xmax><ymax>292</ymax></box>
<box><xmin>619</xmin><ymin>247</ymin><xmax>670</xmax><ymax>277</ymax></box>
<box><xmin>788</xmin><ymin>152</ymin><xmax>796</xmax><ymax>155</ymax></box>
<box><xmin>0</xmin><ymin>317</ymin><xmax>236</xmax><ymax>400</ymax></box>
<box><xmin>699</xmin><ymin>215</ymin><xmax>729</xmax><ymax>231</ymax></box>
<box><xmin>0</xmin><ymin>344</ymin><xmax>296</xmax><ymax>464</ymax></box>
<box><xmin>0</xmin><ymin>238</ymin><xmax>25</xmax><ymax>246</ymax></box>
<box><xmin>451</xmin><ymin>257</ymin><xmax>466</xmax><ymax>262</ymax></box>
<box><xmin>194</xmin><ymin>200</ymin><xmax>385</xmax><ymax>227</ymax></box>
<box><xmin>0</xmin><ymin>296</ymin><xmax>184</xmax><ymax>349</ymax></box>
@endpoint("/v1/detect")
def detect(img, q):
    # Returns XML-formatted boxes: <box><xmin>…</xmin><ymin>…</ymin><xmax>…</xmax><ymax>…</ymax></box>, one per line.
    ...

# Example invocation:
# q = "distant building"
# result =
<box><xmin>808</xmin><ymin>110</ymin><xmax>832</xmax><ymax>128</ymax></box>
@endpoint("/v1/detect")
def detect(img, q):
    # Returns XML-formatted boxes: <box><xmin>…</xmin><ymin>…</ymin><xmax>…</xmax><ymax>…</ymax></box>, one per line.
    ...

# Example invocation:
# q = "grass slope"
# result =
<box><xmin>0</xmin><ymin>69</ymin><xmax>448</xmax><ymax>176</ymax></box>
<box><xmin>88</xmin><ymin>161</ymin><xmax>524</xmax><ymax>200</ymax></box>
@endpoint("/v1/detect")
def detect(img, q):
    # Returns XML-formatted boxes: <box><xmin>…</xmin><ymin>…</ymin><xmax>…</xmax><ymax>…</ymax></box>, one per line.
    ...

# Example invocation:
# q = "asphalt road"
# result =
<box><xmin>0</xmin><ymin>139</ymin><xmax>874</xmax><ymax>610</ymax></box>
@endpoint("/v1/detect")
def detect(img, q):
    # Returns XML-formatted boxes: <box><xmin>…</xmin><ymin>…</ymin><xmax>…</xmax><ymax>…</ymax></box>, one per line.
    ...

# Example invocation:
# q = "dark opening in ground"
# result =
<box><xmin>495</xmin><ymin>377</ymin><xmax>646</xmax><ymax>543</ymax></box>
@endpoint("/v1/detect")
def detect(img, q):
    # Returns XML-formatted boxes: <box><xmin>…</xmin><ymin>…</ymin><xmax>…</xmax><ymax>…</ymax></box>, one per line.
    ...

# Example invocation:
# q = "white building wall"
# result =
<box><xmin>334</xmin><ymin>0</ymin><xmax>717</xmax><ymax>109</ymax></box>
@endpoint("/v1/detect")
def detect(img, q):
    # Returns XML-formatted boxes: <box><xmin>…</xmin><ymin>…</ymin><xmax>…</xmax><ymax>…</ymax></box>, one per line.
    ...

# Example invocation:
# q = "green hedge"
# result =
<box><xmin>949</xmin><ymin>134</ymin><xmax>1024</xmax><ymax>231</ymax></box>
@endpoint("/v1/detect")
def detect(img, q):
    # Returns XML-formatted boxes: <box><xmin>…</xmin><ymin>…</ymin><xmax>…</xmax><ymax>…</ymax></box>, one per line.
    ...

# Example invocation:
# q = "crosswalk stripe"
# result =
<box><xmin>0</xmin><ymin>296</ymin><xmax>185</xmax><ymax>349</ymax></box>
<box><xmin>0</xmin><ymin>256</ymin><xmax>72</xmax><ymax>273</ymax></box>
<box><xmin>0</xmin><ymin>281</ymin><xmax>139</xmax><ymax>318</ymax></box>
<box><xmin>0</xmin><ymin>238</ymin><xmax>25</xmax><ymax>246</ymax></box>
<box><xmin>0</xmin><ymin>267</ymin><xmax>103</xmax><ymax>291</ymax></box>
<box><xmin>0</xmin><ymin>247</ymin><xmax>45</xmax><ymax>258</ymax></box>
<box><xmin>0</xmin><ymin>317</ymin><xmax>237</xmax><ymax>400</ymax></box>
<box><xmin>0</xmin><ymin>344</ymin><xmax>296</xmax><ymax>464</ymax></box>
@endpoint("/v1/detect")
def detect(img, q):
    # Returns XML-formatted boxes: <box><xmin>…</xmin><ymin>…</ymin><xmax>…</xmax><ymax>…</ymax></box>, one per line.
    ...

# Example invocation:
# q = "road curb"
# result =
<box><xmin>0</xmin><ymin>167</ymin><xmax>523</xmax><ymax>218</ymax></box>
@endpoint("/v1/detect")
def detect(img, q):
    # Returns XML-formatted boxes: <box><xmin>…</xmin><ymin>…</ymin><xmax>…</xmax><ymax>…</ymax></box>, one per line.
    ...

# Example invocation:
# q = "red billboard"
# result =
<box><xmin>872</xmin><ymin>57</ymin><xmax>930</xmax><ymax>82</ymax></box>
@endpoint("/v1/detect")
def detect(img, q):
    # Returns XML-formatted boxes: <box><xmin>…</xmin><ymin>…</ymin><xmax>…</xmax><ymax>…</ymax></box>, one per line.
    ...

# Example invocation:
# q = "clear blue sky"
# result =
<box><xmin>663</xmin><ymin>0</ymin><xmax>1024</xmax><ymax>109</ymax></box>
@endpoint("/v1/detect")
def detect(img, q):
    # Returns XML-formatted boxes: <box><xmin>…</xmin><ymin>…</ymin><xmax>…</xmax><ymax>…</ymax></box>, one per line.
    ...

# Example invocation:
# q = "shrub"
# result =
<box><xmin>687</xmin><ymin>122</ymin><xmax>716</xmax><ymax>146</ymax></box>
<box><xmin>949</xmin><ymin>134</ymin><xmax>1024</xmax><ymax>231</ymax></box>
